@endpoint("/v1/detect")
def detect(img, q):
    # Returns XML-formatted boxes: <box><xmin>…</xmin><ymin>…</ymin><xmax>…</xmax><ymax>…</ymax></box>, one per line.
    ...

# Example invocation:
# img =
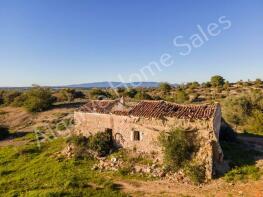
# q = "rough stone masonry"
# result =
<box><xmin>74</xmin><ymin>98</ymin><xmax>224</xmax><ymax>179</ymax></box>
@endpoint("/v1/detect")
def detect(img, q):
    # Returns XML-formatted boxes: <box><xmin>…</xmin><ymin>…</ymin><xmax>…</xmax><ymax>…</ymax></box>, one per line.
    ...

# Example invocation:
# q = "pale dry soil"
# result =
<box><xmin>117</xmin><ymin>178</ymin><xmax>263</xmax><ymax>197</ymax></box>
<box><xmin>0</xmin><ymin>105</ymin><xmax>76</xmax><ymax>147</ymax></box>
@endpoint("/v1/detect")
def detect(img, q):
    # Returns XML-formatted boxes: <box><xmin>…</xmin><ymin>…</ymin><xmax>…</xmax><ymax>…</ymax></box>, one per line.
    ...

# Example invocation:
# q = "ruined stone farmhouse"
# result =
<box><xmin>74</xmin><ymin>98</ymin><xmax>224</xmax><ymax>179</ymax></box>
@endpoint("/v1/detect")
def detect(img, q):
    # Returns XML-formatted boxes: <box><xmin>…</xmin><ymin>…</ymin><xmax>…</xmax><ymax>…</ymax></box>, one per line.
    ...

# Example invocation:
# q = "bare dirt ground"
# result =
<box><xmin>117</xmin><ymin>178</ymin><xmax>263</xmax><ymax>197</ymax></box>
<box><xmin>0</xmin><ymin>106</ymin><xmax>75</xmax><ymax>131</ymax></box>
<box><xmin>0</xmin><ymin>103</ymin><xmax>81</xmax><ymax>147</ymax></box>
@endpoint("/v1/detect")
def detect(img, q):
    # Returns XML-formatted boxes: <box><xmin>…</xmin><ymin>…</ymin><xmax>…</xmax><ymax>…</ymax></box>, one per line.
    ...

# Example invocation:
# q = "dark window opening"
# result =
<box><xmin>133</xmin><ymin>131</ymin><xmax>140</xmax><ymax>141</ymax></box>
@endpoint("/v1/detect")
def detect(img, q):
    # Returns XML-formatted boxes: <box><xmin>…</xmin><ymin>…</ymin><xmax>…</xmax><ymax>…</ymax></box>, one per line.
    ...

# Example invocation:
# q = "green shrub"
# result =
<box><xmin>67</xmin><ymin>131</ymin><xmax>113</xmax><ymax>157</ymax></box>
<box><xmin>184</xmin><ymin>163</ymin><xmax>206</xmax><ymax>184</ymax></box>
<box><xmin>16</xmin><ymin>87</ymin><xmax>55</xmax><ymax>112</ymax></box>
<box><xmin>159</xmin><ymin>82</ymin><xmax>172</xmax><ymax>94</ymax></box>
<box><xmin>67</xmin><ymin>135</ymin><xmax>88</xmax><ymax>147</ymax></box>
<box><xmin>222</xmin><ymin>90</ymin><xmax>263</xmax><ymax>134</ymax></box>
<box><xmin>89</xmin><ymin>89</ymin><xmax>112</xmax><ymax>99</ymax></box>
<box><xmin>245</xmin><ymin>110</ymin><xmax>263</xmax><ymax>133</ymax></box>
<box><xmin>159</xmin><ymin>128</ymin><xmax>195</xmax><ymax>171</ymax></box>
<box><xmin>66</xmin><ymin>135</ymin><xmax>91</xmax><ymax>159</ymax></box>
<box><xmin>134</xmin><ymin>91</ymin><xmax>152</xmax><ymax>100</ymax></box>
<box><xmin>124</xmin><ymin>89</ymin><xmax>137</xmax><ymax>98</ymax></box>
<box><xmin>255</xmin><ymin>78</ymin><xmax>263</xmax><ymax>87</ymax></box>
<box><xmin>222</xmin><ymin>95</ymin><xmax>252</xmax><ymax>126</ymax></box>
<box><xmin>88</xmin><ymin>131</ymin><xmax>113</xmax><ymax>156</ymax></box>
<box><xmin>54</xmin><ymin>89</ymin><xmax>85</xmax><ymax>102</ymax></box>
<box><xmin>0</xmin><ymin>90</ymin><xmax>21</xmax><ymax>106</ymax></box>
<box><xmin>201</xmin><ymin>82</ymin><xmax>212</xmax><ymax>88</ymax></box>
<box><xmin>187</xmin><ymin>81</ymin><xmax>200</xmax><ymax>89</ymax></box>
<box><xmin>224</xmin><ymin>166</ymin><xmax>261</xmax><ymax>182</ymax></box>
<box><xmin>12</xmin><ymin>93</ymin><xmax>27</xmax><ymax>107</ymax></box>
<box><xmin>0</xmin><ymin>125</ymin><xmax>9</xmax><ymax>140</ymax></box>
<box><xmin>211</xmin><ymin>75</ymin><xmax>225</xmax><ymax>87</ymax></box>
<box><xmin>175</xmin><ymin>90</ymin><xmax>189</xmax><ymax>103</ymax></box>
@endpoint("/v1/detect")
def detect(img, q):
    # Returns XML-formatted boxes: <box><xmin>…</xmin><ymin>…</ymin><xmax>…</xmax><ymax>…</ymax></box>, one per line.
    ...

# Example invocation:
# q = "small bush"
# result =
<box><xmin>12</xmin><ymin>87</ymin><xmax>55</xmax><ymax>112</ymax></box>
<box><xmin>159</xmin><ymin>128</ymin><xmax>195</xmax><ymax>171</ymax></box>
<box><xmin>159</xmin><ymin>82</ymin><xmax>172</xmax><ymax>94</ymax></box>
<box><xmin>4</xmin><ymin>91</ymin><xmax>21</xmax><ymax>105</ymax></box>
<box><xmin>0</xmin><ymin>125</ymin><xmax>9</xmax><ymax>140</ymax></box>
<box><xmin>175</xmin><ymin>90</ymin><xmax>189</xmax><ymax>103</ymax></box>
<box><xmin>89</xmin><ymin>89</ymin><xmax>112</xmax><ymax>99</ymax></box>
<box><xmin>124</xmin><ymin>89</ymin><xmax>137</xmax><ymax>98</ymax></box>
<box><xmin>245</xmin><ymin>110</ymin><xmax>263</xmax><ymax>134</ymax></box>
<box><xmin>88</xmin><ymin>131</ymin><xmax>113</xmax><ymax>156</ymax></box>
<box><xmin>222</xmin><ymin>94</ymin><xmax>252</xmax><ymax>126</ymax></box>
<box><xmin>134</xmin><ymin>91</ymin><xmax>152</xmax><ymax>100</ymax></box>
<box><xmin>222</xmin><ymin>90</ymin><xmax>263</xmax><ymax>134</ymax></box>
<box><xmin>67</xmin><ymin>131</ymin><xmax>113</xmax><ymax>157</ymax></box>
<box><xmin>66</xmin><ymin>135</ymin><xmax>92</xmax><ymax>159</ymax></box>
<box><xmin>54</xmin><ymin>89</ymin><xmax>85</xmax><ymax>102</ymax></box>
<box><xmin>23</xmin><ymin>87</ymin><xmax>55</xmax><ymax>112</ymax></box>
<box><xmin>224</xmin><ymin>166</ymin><xmax>261</xmax><ymax>182</ymax></box>
<box><xmin>184</xmin><ymin>163</ymin><xmax>206</xmax><ymax>184</ymax></box>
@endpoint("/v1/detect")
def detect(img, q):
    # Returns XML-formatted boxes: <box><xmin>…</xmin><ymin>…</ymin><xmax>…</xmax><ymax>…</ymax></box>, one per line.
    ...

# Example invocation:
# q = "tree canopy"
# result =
<box><xmin>210</xmin><ymin>75</ymin><xmax>225</xmax><ymax>87</ymax></box>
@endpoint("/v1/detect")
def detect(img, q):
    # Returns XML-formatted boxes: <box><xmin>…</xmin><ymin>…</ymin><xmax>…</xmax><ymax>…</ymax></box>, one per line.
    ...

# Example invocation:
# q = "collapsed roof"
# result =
<box><xmin>78</xmin><ymin>99</ymin><xmax>218</xmax><ymax>120</ymax></box>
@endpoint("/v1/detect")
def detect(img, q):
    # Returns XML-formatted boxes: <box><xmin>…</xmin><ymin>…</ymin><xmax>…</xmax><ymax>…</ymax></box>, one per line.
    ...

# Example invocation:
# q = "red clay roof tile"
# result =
<box><xmin>78</xmin><ymin>100</ymin><xmax>218</xmax><ymax>120</ymax></box>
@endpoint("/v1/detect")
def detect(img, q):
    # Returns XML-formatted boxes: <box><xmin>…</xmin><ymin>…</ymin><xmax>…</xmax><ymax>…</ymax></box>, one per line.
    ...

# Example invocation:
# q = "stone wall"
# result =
<box><xmin>74</xmin><ymin>106</ymin><xmax>222</xmax><ymax>180</ymax></box>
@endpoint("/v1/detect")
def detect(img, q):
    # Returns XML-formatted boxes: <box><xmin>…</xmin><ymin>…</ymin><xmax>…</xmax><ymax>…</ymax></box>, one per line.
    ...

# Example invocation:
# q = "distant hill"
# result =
<box><xmin>65</xmin><ymin>82</ymin><xmax>178</xmax><ymax>88</ymax></box>
<box><xmin>0</xmin><ymin>82</ymin><xmax>178</xmax><ymax>89</ymax></box>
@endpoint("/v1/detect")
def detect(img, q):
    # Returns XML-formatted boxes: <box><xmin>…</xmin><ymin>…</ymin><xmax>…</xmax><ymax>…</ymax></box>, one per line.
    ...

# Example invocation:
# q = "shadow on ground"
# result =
<box><xmin>219</xmin><ymin>132</ymin><xmax>263</xmax><ymax>177</ymax></box>
<box><xmin>0</xmin><ymin>131</ymin><xmax>32</xmax><ymax>142</ymax></box>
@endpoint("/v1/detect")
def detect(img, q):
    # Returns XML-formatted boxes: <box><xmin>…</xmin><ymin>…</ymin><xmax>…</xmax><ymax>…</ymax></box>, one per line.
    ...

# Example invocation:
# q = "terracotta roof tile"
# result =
<box><xmin>78</xmin><ymin>99</ymin><xmax>218</xmax><ymax>120</ymax></box>
<box><xmin>128</xmin><ymin>101</ymin><xmax>217</xmax><ymax>120</ymax></box>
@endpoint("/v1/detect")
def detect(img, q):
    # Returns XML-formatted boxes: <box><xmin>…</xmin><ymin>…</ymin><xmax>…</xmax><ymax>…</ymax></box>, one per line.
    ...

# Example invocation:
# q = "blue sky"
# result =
<box><xmin>0</xmin><ymin>0</ymin><xmax>262</xmax><ymax>86</ymax></box>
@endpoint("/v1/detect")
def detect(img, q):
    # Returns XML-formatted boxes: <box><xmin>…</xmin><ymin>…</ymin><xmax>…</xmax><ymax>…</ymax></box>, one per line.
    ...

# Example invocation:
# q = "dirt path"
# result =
<box><xmin>117</xmin><ymin>178</ymin><xmax>263</xmax><ymax>197</ymax></box>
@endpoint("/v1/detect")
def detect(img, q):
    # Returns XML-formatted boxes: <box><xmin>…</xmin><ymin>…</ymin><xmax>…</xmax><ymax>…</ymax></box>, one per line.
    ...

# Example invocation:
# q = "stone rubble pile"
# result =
<box><xmin>58</xmin><ymin>144</ymin><xmax>193</xmax><ymax>184</ymax></box>
<box><xmin>92</xmin><ymin>156</ymin><xmax>192</xmax><ymax>184</ymax></box>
